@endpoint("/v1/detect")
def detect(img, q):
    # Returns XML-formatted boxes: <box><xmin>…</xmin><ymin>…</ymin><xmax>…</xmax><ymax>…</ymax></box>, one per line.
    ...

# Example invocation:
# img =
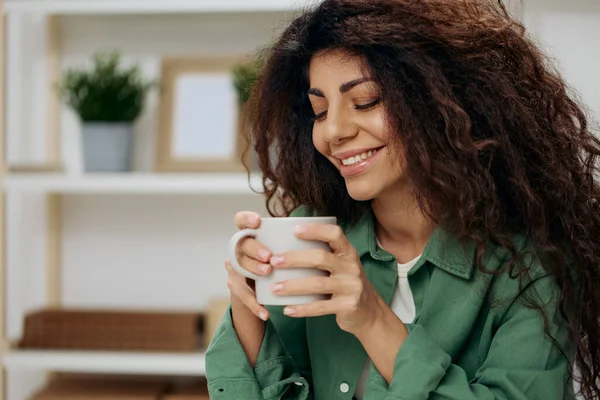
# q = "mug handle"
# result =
<box><xmin>228</xmin><ymin>228</ymin><xmax>262</xmax><ymax>281</ymax></box>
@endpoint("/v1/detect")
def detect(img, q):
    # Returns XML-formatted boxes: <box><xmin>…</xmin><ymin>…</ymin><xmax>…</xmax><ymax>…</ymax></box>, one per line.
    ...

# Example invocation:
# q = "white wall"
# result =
<box><xmin>523</xmin><ymin>0</ymin><xmax>600</xmax><ymax>124</ymax></box>
<box><xmin>5</xmin><ymin>14</ymin><xmax>52</xmax><ymax>165</ymax></box>
<box><xmin>60</xmin><ymin>194</ymin><xmax>265</xmax><ymax>311</ymax></box>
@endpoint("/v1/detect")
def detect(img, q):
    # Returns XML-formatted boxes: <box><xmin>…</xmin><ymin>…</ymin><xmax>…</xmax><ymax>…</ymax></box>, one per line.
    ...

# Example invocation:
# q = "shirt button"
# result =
<box><xmin>339</xmin><ymin>382</ymin><xmax>350</xmax><ymax>393</ymax></box>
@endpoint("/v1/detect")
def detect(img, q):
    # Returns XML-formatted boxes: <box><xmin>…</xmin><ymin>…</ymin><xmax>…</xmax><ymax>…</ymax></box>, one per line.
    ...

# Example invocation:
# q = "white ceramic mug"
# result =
<box><xmin>228</xmin><ymin>216</ymin><xmax>337</xmax><ymax>306</ymax></box>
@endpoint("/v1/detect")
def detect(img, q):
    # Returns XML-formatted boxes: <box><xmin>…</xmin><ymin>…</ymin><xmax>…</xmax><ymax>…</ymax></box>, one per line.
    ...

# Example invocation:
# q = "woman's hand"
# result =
<box><xmin>269</xmin><ymin>223</ymin><xmax>387</xmax><ymax>335</ymax></box>
<box><xmin>226</xmin><ymin>211</ymin><xmax>273</xmax><ymax>321</ymax></box>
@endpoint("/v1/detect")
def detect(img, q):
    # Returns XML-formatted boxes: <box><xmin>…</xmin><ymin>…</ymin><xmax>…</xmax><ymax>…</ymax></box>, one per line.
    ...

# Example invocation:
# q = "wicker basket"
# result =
<box><xmin>163</xmin><ymin>379</ymin><xmax>209</xmax><ymax>400</ymax></box>
<box><xmin>20</xmin><ymin>309</ymin><xmax>204</xmax><ymax>352</ymax></box>
<box><xmin>203</xmin><ymin>298</ymin><xmax>230</xmax><ymax>348</ymax></box>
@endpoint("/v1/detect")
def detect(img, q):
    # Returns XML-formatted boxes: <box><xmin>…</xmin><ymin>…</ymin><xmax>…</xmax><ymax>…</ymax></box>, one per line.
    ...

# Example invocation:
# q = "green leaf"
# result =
<box><xmin>232</xmin><ymin>56</ymin><xmax>264</xmax><ymax>105</ymax></box>
<box><xmin>58</xmin><ymin>50</ymin><xmax>157</xmax><ymax>123</ymax></box>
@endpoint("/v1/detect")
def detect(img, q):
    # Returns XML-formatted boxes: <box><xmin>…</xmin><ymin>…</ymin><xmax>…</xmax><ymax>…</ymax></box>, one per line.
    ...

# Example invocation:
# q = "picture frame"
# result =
<box><xmin>155</xmin><ymin>57</ymin><xmax>249</xmax><ymax>172</ymax></box>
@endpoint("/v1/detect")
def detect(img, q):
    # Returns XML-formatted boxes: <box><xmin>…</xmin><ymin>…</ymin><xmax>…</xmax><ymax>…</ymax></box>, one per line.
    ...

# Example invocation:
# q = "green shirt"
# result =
<box><xmin>205</xmin><ymin>206</ymin><xmax>574</xmax><ymax>400</ymax></box>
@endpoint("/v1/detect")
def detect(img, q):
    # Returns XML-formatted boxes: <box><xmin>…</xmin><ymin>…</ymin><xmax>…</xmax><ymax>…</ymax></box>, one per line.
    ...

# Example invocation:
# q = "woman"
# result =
<box><xmin>206</xmin><ymin>0</ymin><xmax>600</xmax><ymax>399</ymax></box>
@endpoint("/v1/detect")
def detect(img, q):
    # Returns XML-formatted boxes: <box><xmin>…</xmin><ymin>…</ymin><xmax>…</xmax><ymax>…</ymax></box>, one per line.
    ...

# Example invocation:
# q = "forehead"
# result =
<box><xmin>308</xmin><ymin>50</ymin><xmax>367</xmax><ymax>85</ymax></box>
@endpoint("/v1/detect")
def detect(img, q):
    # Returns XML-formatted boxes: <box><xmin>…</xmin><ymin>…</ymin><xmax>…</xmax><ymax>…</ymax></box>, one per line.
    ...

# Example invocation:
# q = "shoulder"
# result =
<box><xmin>482</xmin><ymin>234</ymin><xmax>559</xmax><ymax>319</ymax></box>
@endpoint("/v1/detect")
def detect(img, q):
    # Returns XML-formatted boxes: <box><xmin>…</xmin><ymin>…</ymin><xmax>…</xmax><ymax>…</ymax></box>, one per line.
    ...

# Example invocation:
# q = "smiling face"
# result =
<box><xmin>308</xmin><ymin>50</ymin><xmax>407</xmax><ymax>201</ymax></box>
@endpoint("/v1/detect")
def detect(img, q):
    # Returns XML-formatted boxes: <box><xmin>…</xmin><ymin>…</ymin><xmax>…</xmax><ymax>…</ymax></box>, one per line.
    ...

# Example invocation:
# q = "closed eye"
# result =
<box><xmin>311</xmin><ymin>110</ymin><xmax>327</xmax><ymax>122</ymax></box>
<box><xmin>354</xmin><ymin>98</ymin><xmax>381</xmax><ymax>111</ymax></box>
<box><xmin>310</xmin><ymin>98</ymin><xmax>380</xmax><ymax>122</ymax></box>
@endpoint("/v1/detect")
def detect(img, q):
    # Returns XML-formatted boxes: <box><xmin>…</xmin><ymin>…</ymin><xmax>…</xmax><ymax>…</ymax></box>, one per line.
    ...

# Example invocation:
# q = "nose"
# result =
<box><xmin>324</xmin><ymin>106</ymin><xmax>358</xmax><ymax>145</ymax></box>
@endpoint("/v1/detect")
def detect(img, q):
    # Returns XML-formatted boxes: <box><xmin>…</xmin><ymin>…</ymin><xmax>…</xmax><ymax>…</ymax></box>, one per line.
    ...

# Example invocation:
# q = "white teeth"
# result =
<box><xmin>342</xmin><ymin>149</ymin><xmax>378</xmax><ymax>166</ymax></box>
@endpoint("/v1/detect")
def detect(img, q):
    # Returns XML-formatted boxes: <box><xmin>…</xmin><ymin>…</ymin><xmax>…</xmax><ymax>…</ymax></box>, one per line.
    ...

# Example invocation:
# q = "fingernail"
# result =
<box><xmin>249</xmin><ymin>214</ymin><xmax>259</xmax><ymax>224</ymax></box>
<box><xmin>271</xmin><ymin>283</ymin><xmax>283</xmax><ymax>293</ymax></box>
<box><xmin>270</xmin><ymin>255</ymin><xmax>284</xmax><ymax>266</ymax></box>
<box><xmin>284</xmin><ymin>307</ymin><xmax>296</xmax><ymax>316</ymax></box>
<box><xmin>258</xmin><ymin>248</ymin><xmax>270</xmax><ymax>262</ymax></box>
<box><xmin>258</xmin><ymin>311</ymin><xmax>268</xmax><ymax>321</ymax></box>
<box><xmin>294</xmin><ymin>225</ymin><xmax>307</xmax><ymax>234</ymax></box>
<box><xmin>258</xmin><ymin>264</ymin><xmax>271</xmax><ymax>274</ymax></box>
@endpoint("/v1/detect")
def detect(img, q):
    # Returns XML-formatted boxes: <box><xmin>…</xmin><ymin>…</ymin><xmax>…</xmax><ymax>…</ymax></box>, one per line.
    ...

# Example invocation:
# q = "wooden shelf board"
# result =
<box><xmin>3</xmin><ymin>348</ymin><xmax>206</xmax><ymax>376</ymax></box>
<box><xmin>2</xmin><ymin>172</ymin><xmax>266</xmax><ymax>195</ymax></box>
<box><xmin>4</xmin><ymin>0</ymin><xmax>306</xmax><ymax>15</ymax></box>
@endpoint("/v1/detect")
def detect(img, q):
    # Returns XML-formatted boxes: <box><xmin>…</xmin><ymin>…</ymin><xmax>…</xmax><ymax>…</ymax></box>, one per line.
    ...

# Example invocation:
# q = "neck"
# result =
<box><xmin>371</xmin><ymin>185</ymin><xmax>435</xmax><ymax>263</ymax></box>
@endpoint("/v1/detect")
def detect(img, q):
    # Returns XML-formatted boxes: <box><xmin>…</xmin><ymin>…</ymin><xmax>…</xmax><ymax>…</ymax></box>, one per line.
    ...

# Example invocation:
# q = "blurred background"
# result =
<box><xmin>0</xmin><ymin>0</ymin><xmax>598</xmax><ymax>400</ymax></box>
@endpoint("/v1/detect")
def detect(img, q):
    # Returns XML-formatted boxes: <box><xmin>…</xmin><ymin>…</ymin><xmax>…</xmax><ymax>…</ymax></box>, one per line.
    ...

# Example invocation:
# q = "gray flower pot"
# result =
<box><xmin>81</xmin><ymin>123</ymin><xmax>133</xmax><ymax>172</ymax></box>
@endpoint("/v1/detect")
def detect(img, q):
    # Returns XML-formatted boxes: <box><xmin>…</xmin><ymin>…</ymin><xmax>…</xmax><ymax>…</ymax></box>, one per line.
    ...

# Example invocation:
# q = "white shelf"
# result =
<box><xmin>2</xmin><ymin>172</ymin><xmax>265</xmax><ymax>195</ymax></box>
<box><xmin>4</xmin><ymin>0</ymin><xmax>308</xmax><ymax>15</ymax></box>
<box><xmin>3</xmin><ymin>349</ymin><xmax>206</xmax><ymax>376</ymax></box>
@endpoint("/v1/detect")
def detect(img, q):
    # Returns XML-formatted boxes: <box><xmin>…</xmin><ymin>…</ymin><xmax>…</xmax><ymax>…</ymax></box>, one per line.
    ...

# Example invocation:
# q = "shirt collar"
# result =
<box><xmin>344</xmin><ymin>208</ymin><xmax>476</xmax><ymax>280</ymax></box>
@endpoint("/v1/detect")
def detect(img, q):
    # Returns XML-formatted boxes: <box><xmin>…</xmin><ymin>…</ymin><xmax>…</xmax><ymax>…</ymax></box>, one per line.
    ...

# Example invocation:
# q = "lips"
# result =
<box><xmin>341</xmin><ymin>148</ymin><xmax>380</xmax><ymax>166</ymax></box>
<box><xmin>337</xmin><ymin>146</ymin><xmax>384</xmax><ymax>178</ymax></box>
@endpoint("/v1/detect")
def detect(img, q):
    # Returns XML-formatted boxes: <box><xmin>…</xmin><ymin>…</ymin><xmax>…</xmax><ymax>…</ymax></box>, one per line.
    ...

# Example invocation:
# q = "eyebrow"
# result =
<box><xmin>307</xmin><ymin>77</ymin><xmax>373</xmax><ymax>97</ymax></box>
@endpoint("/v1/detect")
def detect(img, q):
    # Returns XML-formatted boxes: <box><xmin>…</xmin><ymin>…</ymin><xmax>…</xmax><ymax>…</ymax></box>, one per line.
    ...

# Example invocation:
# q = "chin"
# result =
<box><xmin>344</xmin><ymin>179</ymin><xmax>379</xmax><ymax>201</ymax></box>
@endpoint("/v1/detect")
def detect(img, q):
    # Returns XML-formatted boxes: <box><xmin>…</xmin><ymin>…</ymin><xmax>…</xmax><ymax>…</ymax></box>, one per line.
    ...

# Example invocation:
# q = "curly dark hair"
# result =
<box><xmin>243</xmin><ymin>0</ymin><xmax>600</xmax><ymax>397</ymax></box>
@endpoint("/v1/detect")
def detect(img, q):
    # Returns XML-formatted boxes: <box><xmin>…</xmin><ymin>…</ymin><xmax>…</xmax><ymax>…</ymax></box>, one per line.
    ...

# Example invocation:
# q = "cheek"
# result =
<box><xmin>312</xmin><ymin>126</ymin><xmax>329</xmax><ymax>157</ymax></box>
<box><xmin>364</xmin><ymin>110</ymin><xmax>388</xmax><ymax>142</ymax></box>
<box><xmin>383</xmin><ymin>147</ymin><xmax>408</xmax><ymax>181</ymax></box>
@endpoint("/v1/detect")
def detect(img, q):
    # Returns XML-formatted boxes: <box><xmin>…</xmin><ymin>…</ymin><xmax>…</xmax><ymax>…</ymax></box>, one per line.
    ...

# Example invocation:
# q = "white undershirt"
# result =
<box><xmin>353</xmin><ymin>250</ymin><xmax>420</xmax><ymax>400</ymax></box>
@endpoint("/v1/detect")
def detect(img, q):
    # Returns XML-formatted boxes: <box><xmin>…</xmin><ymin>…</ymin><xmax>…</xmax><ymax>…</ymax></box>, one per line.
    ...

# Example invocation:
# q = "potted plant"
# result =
<box><xmin>232</xmin><ymin>57</ymin><xmax>265</xmax><ymax>171</ymax></box>
<box><xmin>232</xmin><ymin>58</ymin><xmax>263</xmax><ymax>106</ymax></box>
<box><xmin>59</xmin><ymin>51</ymin><xmax>156</xmax><ymax>172</ymax></box>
